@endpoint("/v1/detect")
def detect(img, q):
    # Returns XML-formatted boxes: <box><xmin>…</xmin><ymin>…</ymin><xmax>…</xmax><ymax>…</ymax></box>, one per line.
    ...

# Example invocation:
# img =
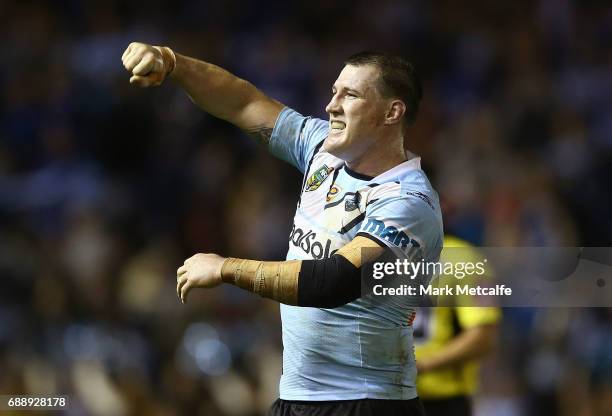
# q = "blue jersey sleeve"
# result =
<box><xmin>357</xmin><ymin>196</ymin><xmax>443</xmax><ymax>261</ymax></box>
<box><xmin>269</xmin><ymin>107</ymin><xmax>328</xmax><ymax>173</ymax></box>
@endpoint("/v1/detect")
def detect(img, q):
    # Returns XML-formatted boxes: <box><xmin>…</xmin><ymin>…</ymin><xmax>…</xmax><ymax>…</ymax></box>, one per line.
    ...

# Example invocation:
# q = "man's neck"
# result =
<box><xmin>345</xmin><ymin>141</ymin><xmax>411</xmax><ymax>178</ymax></box>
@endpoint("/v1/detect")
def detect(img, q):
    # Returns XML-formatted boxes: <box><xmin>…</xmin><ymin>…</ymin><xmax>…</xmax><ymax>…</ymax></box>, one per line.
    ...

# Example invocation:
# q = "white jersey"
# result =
<box><xmin>269</xmin><ymin>107</ymin><xmax>443</xmax><ymax>401</ymax></box>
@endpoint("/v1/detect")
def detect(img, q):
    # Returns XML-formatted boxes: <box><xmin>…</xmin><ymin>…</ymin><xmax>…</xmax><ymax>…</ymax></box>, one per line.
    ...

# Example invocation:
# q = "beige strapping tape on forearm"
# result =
<box><xmin>221</xmin><ymin>258</ymin><xmax>301</xmax><ymax>305</ymax></box>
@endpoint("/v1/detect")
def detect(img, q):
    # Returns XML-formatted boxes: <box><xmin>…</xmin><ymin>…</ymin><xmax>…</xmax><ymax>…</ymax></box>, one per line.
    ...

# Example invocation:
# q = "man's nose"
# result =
<box><xmin>326</xmin><ymin>95</ymin><xmax>342</xmax><ymax>115</ymax></box>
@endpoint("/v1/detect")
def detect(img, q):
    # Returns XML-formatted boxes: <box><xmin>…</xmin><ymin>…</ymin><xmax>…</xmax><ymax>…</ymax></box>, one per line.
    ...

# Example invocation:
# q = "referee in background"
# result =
<box><xmin>414</xmin><ymin>235</ymin><xmax>501</xmax><ymax>416</ymax></box>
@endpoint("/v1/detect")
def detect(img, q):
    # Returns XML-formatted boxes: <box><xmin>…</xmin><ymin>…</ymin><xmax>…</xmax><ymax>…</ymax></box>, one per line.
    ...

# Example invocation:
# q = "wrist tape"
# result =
<box><xmin>153</xmin><ymin>46</ymin><xmax>176</xmax><ymax>77</ymax></box>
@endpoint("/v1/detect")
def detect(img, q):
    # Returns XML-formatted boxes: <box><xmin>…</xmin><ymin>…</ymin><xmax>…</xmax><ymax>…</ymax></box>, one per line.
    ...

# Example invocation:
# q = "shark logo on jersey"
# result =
<box><xmin>362</xmin><ymin>218</ymin><xmax>421</xmax><ymax>249</ymax></box>
<box><xmin>345</xmin><ymin>192</ymin><xmax>361</xmax><ymax>212</ymax></box>
<box><xmin>305</xmin><ymin>165</ymin><xmax>334</xmax><ymax>192</ymax></box>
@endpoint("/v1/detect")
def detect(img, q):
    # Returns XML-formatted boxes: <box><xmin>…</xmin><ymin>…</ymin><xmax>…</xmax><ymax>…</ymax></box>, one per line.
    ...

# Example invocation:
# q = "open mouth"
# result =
<box><xmin>330</xmin><ymin>120</ymin><xmax>346</xmax><ymax>132</ymax></box>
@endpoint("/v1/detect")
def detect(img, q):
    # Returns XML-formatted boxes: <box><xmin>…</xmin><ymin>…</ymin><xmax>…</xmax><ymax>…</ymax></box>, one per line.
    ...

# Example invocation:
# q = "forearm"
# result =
<box><xmin>220</xmin><ymin>255</ymin><xmax>363</xmax><ymax>307</ymax></box>
<box><xmin>170</xmin><ymin>53</ymin><xmax>282</xmax><ymax>131</ymax></box>
<box><xmin>219</xmin><ymin>236</ymin><xmax>383</xmax><ymax>307</ymax></box>
<box><xmin>177</xmin><ymin>237</ymin><xmax>382</xmax><ymax>305</ymax></box>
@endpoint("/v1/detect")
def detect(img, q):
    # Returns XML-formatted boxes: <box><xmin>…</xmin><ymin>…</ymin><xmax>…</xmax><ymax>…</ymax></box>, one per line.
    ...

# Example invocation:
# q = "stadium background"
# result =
<box><xmin>1</xmin><ymin>0</ymin><xmax>611</xmax><ymax>415</ymax></box>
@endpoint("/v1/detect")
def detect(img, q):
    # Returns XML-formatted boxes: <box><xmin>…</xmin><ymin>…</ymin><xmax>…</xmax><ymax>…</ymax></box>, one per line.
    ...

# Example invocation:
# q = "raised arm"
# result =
<box><xmin>121</xmin><ymin>42</ymin><xmax>284</xmax><ymax>145</ymax></box>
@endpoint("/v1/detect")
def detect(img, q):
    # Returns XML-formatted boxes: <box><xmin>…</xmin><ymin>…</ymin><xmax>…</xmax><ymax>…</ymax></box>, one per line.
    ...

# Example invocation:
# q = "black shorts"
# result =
<box><xmin>421</xmin><ymin>395</ymin><xmax>472</xmax><ymax>416</ymax></box>
<box><xmin>268</xmin><ymin>398</ymin><xmax>425</xmax><ymax>416</ymax></box>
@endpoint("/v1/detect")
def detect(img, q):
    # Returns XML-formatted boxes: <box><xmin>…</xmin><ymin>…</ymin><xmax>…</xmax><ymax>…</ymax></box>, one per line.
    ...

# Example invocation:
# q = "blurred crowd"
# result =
<box><xmin>1</xmin><ymin>0</ymin><xmax>611</xmax><ymax>415</ymax></box>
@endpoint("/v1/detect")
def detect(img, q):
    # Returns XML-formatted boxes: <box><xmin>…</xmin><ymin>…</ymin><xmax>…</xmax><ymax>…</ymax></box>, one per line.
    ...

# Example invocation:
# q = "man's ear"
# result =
<box><xmin>385</xmin><ymin>100</ymin><xmax>406</xmax><ymax>126</ymax></box>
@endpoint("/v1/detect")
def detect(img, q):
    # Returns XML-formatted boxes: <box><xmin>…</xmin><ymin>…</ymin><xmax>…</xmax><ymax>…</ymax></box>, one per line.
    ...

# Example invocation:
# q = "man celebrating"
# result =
<box><xmin>122</xmin><ymin>43</ymin><xmax>443</xmax><ymax>415</ymax></box>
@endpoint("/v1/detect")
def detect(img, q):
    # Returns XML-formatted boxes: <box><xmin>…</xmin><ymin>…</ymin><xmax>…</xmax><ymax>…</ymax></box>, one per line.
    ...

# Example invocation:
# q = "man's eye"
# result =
<box><xmin>347</xmin><ymin>93</ymin><xmax>357</xmax><ymax>98</ymax></box>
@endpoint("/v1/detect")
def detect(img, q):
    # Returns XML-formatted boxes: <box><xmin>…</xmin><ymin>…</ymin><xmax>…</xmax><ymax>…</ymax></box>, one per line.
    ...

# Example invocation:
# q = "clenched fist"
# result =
<box><xmin>121</xmin><ymin>42</ymin><xmax>176</xmax><ymax>87</ymax></box>
<box><xmin>176</xmin><ymin>253</ymin><xmax>226</xmax><ymax>303</ymax></box>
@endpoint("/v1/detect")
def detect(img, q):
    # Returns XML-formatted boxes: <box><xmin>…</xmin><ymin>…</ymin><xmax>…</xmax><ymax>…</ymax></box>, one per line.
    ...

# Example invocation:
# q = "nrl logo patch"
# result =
<box><xmin>305</xmin><ymin>165</ymin><xmax>334</xmax><ymax>192</ymax></box>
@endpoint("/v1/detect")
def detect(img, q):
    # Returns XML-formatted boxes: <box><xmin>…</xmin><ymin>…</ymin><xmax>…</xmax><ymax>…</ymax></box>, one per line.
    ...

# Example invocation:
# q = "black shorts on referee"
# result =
<box><xmin>268</xmin><ymin>398</ymin><xmax>425</xmax><ymax>416</ymax></box>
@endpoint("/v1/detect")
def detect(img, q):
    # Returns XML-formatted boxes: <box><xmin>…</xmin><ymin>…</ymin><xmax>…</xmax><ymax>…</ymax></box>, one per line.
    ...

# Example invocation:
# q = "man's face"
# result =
<box><xmin>324</xmin><ymin>64</ymin><xmax>390</xmax><ymax>162</ymax></box>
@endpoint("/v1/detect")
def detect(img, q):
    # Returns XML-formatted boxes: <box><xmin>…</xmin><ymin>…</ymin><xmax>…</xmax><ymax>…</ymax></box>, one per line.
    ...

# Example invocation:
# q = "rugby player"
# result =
<box><xmin>122</xmin><ymin>42</ymin><xmax>443</xmax><ymax>415</ymax></box>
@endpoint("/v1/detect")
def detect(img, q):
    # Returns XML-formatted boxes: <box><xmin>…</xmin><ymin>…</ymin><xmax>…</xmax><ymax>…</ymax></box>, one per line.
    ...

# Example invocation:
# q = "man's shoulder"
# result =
<box><xmin>361</xmin><ymin>174</ymin><xmax>440</xmax><ymax>214</ymax></box>
<box><xmin>356</xmin><ymin>169</ymin><xmax>443</xmax><ymax>252</ymax></box>
<box><xmin>276</xmin><ymin>107</ymin><xmax>329</xmax><ymax>141</ymax></box>
<box><xmin>269</xmin><ymin>107</ymin><xmax>330</xmax><ymax>173</ymax></box>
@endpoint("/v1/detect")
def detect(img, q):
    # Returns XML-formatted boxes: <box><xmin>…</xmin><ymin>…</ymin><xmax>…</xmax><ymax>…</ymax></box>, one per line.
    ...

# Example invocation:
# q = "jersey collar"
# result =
<box><xmin>340</xmin><ymin>154</ymin><xmax>422</xmax><ymax>182</ymax></box>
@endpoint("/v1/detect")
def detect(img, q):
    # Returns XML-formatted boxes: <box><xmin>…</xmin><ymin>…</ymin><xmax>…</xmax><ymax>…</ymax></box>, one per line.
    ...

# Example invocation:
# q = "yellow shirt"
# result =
<box><xmin>414</xmin><ymin>236</ymin><xmax>501</xmax><ymax>399</ymax></box>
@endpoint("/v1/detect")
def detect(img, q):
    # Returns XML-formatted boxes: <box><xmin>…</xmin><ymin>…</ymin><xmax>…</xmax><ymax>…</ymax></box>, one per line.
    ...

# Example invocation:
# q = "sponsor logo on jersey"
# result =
<box><xmin>362</xmin><ymin>218</ymin><xmax>421</xmax><ymax>249</ymax></box>
<box><xmin>305</xmin><ymin>165</ymin><xmax>334</xmax><ymax>192</ymax></box>
<box><xmin>326</xmin><ymin>185</ymin><xmax>341</xmax><ymax>202</ymax></box>
<box><xmin>289</xmin><ymin>224</ymin><xmax>336</xmax><ymax>259</ymax></box>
